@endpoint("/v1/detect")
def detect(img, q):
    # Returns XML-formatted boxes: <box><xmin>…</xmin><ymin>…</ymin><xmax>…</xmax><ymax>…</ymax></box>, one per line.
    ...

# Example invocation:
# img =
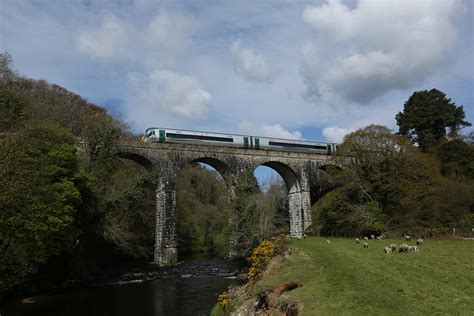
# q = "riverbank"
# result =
<box><xmin>228</xmin><ymin>237</ymin><xmax>474</xmax><ymax>315</ymax></box>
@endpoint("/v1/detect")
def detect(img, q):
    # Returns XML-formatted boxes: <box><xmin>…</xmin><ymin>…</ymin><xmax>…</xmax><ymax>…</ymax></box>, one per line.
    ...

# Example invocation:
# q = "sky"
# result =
<box><xmin>1</xmin><ymin>0</ymin><xmax>473</xmax><ymax>145</ymax></box>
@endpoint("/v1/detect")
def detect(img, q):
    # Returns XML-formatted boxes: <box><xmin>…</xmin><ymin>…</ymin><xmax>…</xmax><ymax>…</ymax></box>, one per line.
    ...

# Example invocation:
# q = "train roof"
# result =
<box><xmin>144</xmin><ymin>127</ymin><xmax>338</xmax><ymax>145</ymax></box>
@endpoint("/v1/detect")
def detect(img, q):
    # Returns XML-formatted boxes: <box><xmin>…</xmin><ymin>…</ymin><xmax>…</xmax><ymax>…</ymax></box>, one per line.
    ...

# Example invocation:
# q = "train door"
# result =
<box><xmin>327</xmin><ymin>144</ymin><xmax>332</xmax><ymax>155</ymax></box>
<box><xmin>243</xmin><ymin>136</ymin><xmax>249</xmax><ymax>148</ymax></box>
<box><xmin>255</xmin><ymin>138</ymin><xmax>260</xmax><ymax>149</ymax></box>
<box><xmin>159</xmin><ymin>129</ymin><xmax>165</xmax><ymax>142</ymax></box>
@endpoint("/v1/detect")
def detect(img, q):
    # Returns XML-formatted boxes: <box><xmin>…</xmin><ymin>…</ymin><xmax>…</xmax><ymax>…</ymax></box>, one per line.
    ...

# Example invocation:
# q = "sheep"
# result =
<box><xmin>363</xmin><ymin>236</ymin><xmax>369</xmax><ymax>241</ymax></box>
<box><xmin>326</xmin><ymin>240</ymin><xmax>331</xmax><ymax>245</ymax></box>
<box><xmin>355</xmin><ymin>238</ymin><xmax>360</xmax><ymax>243</ymax></box>
<box><xmin>384</xmin><ymin>247</ymin><xmax>392</xmax><ymax>254</ymax></box>
<box><xmin>404</xmin><ymin>235</ymin><xmax>411</xmax><ymax>241</ymax></box>
<box><xmin>363</xmin><ymin>242</ymin><xmax>369</xmax><ymax>248</ymax></box>
<box><xmin>398</xmin><ymin>243</ymin><xmax>409</xmax><ymax>253</ymax></box>
<box><xmin>376</xmin><ymin>236</ymin><xmax>382</xmax><ymax>240</ymax></box>
<box><xmin>416</xmin><ymin>238</ymin><xmax>423</xmax><ymax>245</ymax></box>
<box><xmin>370</xmin><ymin>234</ymin><xmax>375</xmax><ymax>240</ymax></box>
<box><xmin>389</xmin><ymin>243</ymin><xmax>397</xmax><ymax>251</ymax></box>
<box><xmin>407</xmin><ymin>245</ymin><xmax>419</xmax><ymax>252</ymax></box>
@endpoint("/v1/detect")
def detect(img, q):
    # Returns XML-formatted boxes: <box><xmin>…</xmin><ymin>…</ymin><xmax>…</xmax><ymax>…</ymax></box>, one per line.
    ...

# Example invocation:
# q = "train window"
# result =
<box><xmin>269</xmin><ymin>141</ymin><xmax>327</xmax><ymax>150</ymax></box>
<box><xmin>166</xmin><ymin>133</ymin><xmax>233</xmax><ymax>143</ymax></box>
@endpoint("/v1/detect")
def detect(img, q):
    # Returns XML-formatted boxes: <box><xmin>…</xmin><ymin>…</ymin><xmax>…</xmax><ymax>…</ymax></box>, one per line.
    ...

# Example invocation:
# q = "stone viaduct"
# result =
<box><xmin>117</xmin><ymin>140</ymin><xmax>333</xmax><ymax>266</ymax></box>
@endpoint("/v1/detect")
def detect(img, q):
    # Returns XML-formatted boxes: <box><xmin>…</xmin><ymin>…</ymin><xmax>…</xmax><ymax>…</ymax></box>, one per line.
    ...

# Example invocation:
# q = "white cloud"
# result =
<box><xmin>142</xmin><ymin>11</ymin><xmax>192</xmax><ymax>67</ymax></box>
<box><xmin>303</xmin><ymin>0</ymin><xmax>356</xmax><ymax>40</ymax></box>
<box><xmin>77</xmin><ymin>14</ymin><xmax>128</xmax><ymax>60</ymax></box>
<box><xmin>76</xmin><ymin>11</ymin><xmax>191</xmax><ymax>67</ymax></box>
<box><xmin>231</xmin><ymin>40</ymin><xmax>277</xmax><ymax>83</ymax></box>
<box><xmin>239</xmin><ymin>121</ymin><xmax>302</xmax><ymax>139</ymax></box>
<box><xmin>301</xmin><ymin>0</ymin><xmax>463</xmax><ymax>104</ymax></box>
<box><xmin>127</xmin><ymin>70</ymin><xmax>212</xmax><ymax>119</ymax></box>
<box><xmin>75</xmin><ymin>9</ymin><xmax>207</xmax><ymax>124</ymax></box>
<box><xmin>322</xmin><ymin>126</ymin><xmax>352</xmax><ymax>143</ymax></box>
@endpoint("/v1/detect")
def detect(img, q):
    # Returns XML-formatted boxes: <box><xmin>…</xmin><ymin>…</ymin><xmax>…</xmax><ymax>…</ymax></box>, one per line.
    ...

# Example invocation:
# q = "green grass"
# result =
<box><xmin>252</xmin><ymin>237</ymin><xmax>474</xmax><ymax>315</ymax></box>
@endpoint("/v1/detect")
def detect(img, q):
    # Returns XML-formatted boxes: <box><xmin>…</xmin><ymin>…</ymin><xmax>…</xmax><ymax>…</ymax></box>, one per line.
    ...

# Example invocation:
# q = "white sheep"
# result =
<box><xmin>416</xmin><ymin>238</ymin><xmax>423</xmax><ymax>245</ymax></box>
<box><xmin>326</xmin><ymin>240</ymin><xmax>331</xmax><ymax>245</ymax></box>
<box><xmin>404</xmin><ymin>235</ymin><xmax>411</xmax><ymax>241</ymax></box>
<box><xmin>363</xmin><ymin>236</ymin><xmax>369</xmax><ymax>241</ymax></box>
<box><xmin>407</xmin><ymin>245</ymin><xmax>419</xmax><ymax>252</ymax></box>
<box><xmin>363</xmin><ymin>242</ymin><xmax>369</xmax><ymax>248</ymax></box>
<box><xmin>370</xmin><ymin>234</ymin><xmax>375</xmax><ymax>240</ymax></box>
<box><xmin>384</xmin><ymin>247</ymin><xmax>392</xmax><ymax>254</ymax></box>
<box><xmin>389</xmin><ymin>243</ymin><xmax>397</xmax><ymax>251</ymax></box>
<box><xmin>398</xmin><ymin>243</ymin><xmax>409</xmax><ymax>253</ymax></box>
<box><xmin>355</xmin><ymin>238</ymin><xmax>360</xmax><ymax>243</ymax></box>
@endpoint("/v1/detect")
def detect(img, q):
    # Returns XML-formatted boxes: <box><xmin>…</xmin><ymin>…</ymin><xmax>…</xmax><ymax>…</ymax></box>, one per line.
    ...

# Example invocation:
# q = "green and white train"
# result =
<box><xmin>143</xmin><ymin>127</ymin><xmax>339</xmax><ymax>155</ymax></box>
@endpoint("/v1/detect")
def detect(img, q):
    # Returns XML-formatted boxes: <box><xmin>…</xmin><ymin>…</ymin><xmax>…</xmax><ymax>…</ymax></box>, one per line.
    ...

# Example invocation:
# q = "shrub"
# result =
<box><xmin>247</xmin><ymin>240</ymin><xmax>274</xmax><ymax>285</ymax></box>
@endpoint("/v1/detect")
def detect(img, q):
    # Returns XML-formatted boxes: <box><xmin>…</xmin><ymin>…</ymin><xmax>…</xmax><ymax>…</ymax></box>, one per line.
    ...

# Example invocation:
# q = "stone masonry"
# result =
<box><xmin>117</xmin><ymin>140</ymin><xmax>333</xmax><ymax>266</ymax></box>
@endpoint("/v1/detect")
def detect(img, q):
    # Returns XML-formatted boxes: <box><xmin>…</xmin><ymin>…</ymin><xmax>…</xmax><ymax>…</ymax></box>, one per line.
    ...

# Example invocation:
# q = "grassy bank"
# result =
<box><xmin>251</xmin><ymin>237</ymin><xmax>473</xmax><ymax>315</ymax></box>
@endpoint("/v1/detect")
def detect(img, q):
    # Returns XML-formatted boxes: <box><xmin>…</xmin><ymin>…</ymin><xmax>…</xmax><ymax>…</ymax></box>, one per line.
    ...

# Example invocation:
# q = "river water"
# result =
<box><xmin>1</xmin><ymin>260</ymin><xmax>242</xmax><ymax>316</ymax></box>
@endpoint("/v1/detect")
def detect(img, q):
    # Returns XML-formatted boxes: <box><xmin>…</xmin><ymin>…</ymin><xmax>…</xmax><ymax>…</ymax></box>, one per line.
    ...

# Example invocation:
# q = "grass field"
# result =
<box><xmin>252</xmin><ymin>237</ymin><xmax>474</xmax><ymax>315</ymax></box>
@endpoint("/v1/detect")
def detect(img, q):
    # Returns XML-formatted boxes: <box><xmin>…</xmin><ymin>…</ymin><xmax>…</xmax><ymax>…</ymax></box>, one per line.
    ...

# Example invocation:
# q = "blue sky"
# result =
<box><xmin>1</xmin><ymin>0</ymin><xmax>473</xmax><ymax>145</ymax></box>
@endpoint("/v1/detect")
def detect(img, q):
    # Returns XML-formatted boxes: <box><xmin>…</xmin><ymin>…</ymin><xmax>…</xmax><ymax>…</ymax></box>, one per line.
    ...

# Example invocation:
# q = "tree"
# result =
<box><xmin>0</xmin><ymin>52</ymin><xmax>28</xmax><ymax>132</ymax></box>
<box><xmin>230</xmin><ymin>171</ymin><xmax>290</xmax><ymax>256</ymax></box>
<box><xmin>0</xmin><ymin>123</ymin><xmax>86</xmax><ymax>289</ymax></box>
<box><xmin>434</xmin><ymin>139</ymin><xmax>474</xmax><ymax>179</ymax></box>
<box><xmin>396</xmin><ymin>89</ymin><xmax>471</xmax><ymax>151</ymax></box>
<box><xmin>176</xmin><ymin>164</ymin><xmax>231</xmax><ymax>259</ymax></box>
<box><xmin>100</xmin><ymin>160</ymin><xmax>156</xmax><ymax>259</ymax></box>
<box><xmin>313</xmin><ymin>125</ymin><xmax>443</xmax><ymax>236</ymax></box>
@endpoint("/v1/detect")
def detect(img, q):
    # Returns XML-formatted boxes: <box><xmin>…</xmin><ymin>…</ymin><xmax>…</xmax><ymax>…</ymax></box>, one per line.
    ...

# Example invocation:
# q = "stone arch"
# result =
<box><xmin>254</xmin><ymin>161</ymin><xmax>307</xmax><ymax>237</ymax></box>
<box><xmin>260</xmin><ymin>161</ymin><xmax>302</xmax><ymax>194</ymax></box>
<box><xmin>115</xmin><ymin>151</ymin><xmax>156</xmax><ymax>172</ymax></box>
<box><xmin>189</xmin><ymin>157</ymin><xmax>233</xmax><ymax>190</ymax></box>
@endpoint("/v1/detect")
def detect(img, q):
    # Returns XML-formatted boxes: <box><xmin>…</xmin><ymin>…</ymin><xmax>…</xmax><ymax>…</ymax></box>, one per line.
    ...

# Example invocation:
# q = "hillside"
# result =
<box><xmin>251</xmin><ymin>237</ymin><xmax>474</xmax><ymax>315</ymax></box>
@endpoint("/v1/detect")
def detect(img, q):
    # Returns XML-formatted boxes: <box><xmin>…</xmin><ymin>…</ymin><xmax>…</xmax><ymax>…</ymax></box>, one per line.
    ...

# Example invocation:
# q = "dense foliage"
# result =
<box><xmin>0</xmin><ymin>52</ymin><xmax>150</xmax><ymax>292</ymax></box>
<box><xmin>176</xmin><ymin>164</ymin><xmax>231</xmax><ymax>259</ymax></box>
<box><xmin>0</xmin><ymin>123</ymin><xmax>85</xmax><ymax>289</ymax></box>
<box><xmin>312</xmin><ymin>90</ymin><xmax>473</xmax><ymax>236</ymax></box>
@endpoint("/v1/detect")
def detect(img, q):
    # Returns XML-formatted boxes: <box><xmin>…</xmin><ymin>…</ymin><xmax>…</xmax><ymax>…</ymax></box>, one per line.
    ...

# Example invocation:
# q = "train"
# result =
<box><xmin>142</xmin><ymin>127</ymin><xmax>339</xmax><ymax>155</ymax></box>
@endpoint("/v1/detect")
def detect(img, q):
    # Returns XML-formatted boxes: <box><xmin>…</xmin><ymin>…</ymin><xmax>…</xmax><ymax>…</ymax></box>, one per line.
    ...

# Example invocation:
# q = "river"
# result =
<box><xmin>1</xmin><ymin>259</ymin><xmax>242</xmax><ymax>316</ymax></box>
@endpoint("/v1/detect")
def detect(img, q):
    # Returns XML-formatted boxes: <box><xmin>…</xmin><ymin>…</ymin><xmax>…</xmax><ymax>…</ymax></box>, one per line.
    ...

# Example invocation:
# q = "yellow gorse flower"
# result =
<box><xmin>218</xmin><ymin>292</ymin><xmax>230</xmax><ymax>309</ymax></box>
<box><xmin>246</xmin><ymin>240</ymin><xmax>275</xmax><ymax>285</ymax></box>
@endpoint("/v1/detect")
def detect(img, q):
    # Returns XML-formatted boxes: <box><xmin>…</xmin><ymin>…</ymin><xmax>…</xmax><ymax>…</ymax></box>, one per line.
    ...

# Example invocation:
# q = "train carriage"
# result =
<box><xmin>143</xmin><ymin>127</ymin><xmax>338</xmax><ymax>155</ymax></box>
